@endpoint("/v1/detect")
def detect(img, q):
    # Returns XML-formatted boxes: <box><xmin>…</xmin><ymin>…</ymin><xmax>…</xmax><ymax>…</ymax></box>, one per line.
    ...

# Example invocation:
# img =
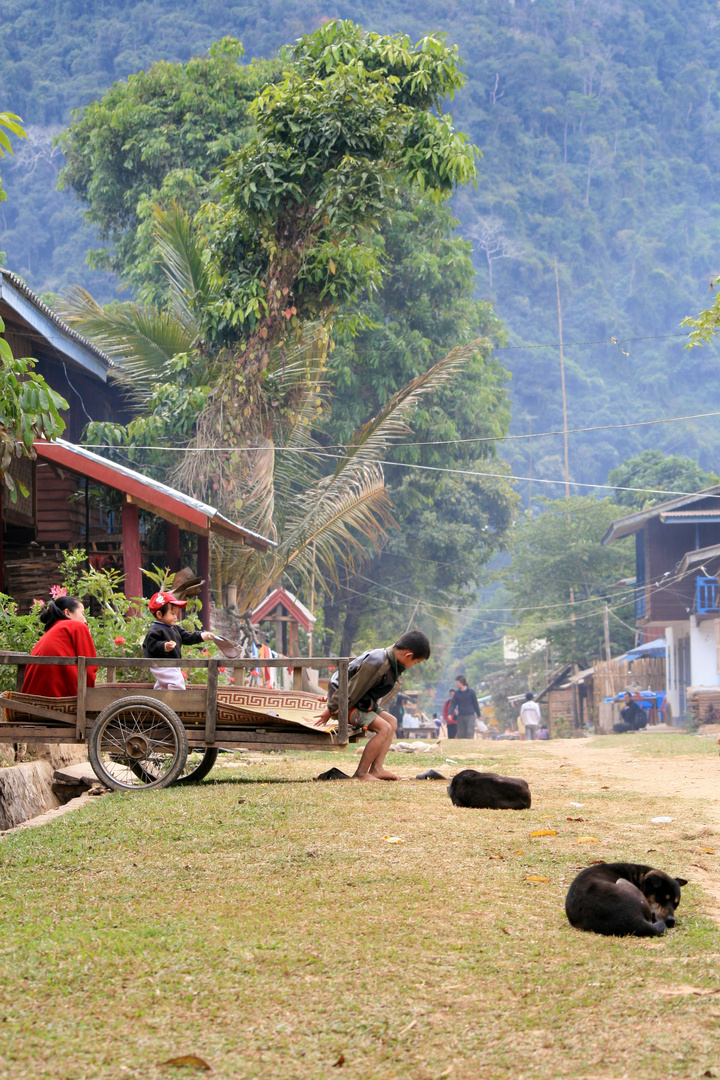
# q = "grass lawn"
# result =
<box><xmin>1</xmin><ymin>735</ymin><xmax>720</xmax><ymax>1079</ymax></box>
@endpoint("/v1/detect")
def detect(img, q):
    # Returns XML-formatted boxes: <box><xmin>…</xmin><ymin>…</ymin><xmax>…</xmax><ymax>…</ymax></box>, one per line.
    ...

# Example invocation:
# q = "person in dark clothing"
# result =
<box><xmin>451</xmin><ymin>674</ymin><xmax>481</xmax><ymax>739</ymax></box>
<box><xmin>315</xmin><ymin>630</ymin><xmax>431</xmax><ymax>780</ymax></box>
<box><xmin>613</xmin><ymin>691</ymin><xmax>648</xmax><ymax>733</ymax></box>
<box><xmin>143</xmin><ymin>591</ymin><xmax>214</xmax><ymax>690</ymax></box>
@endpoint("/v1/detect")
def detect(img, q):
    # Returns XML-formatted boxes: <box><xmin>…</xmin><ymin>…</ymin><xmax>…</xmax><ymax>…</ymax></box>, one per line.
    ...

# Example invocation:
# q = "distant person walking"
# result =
<box><xmin>451</xmin><ymin>675</ymin><xmax>481</xmax><ymax>740</ymax></box>
<box><xmin>520</xmin><ymin>692</ymin><xmax>542</xmax><ymax>740</ymax></box>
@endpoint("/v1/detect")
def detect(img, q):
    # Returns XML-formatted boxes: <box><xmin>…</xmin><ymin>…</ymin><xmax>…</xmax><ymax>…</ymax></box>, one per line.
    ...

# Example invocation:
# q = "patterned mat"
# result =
<box><xmin>2</xmin><ymin>685</ymin><xmax>330</xmax><ymax>732</ymax></box>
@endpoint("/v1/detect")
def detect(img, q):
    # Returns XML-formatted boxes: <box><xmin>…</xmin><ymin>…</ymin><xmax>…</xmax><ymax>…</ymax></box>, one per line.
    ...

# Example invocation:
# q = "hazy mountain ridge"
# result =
<box><xmin>2</xmin><ymin>0</ymin><xmax>720</xmax><ymax>487</ymax></box>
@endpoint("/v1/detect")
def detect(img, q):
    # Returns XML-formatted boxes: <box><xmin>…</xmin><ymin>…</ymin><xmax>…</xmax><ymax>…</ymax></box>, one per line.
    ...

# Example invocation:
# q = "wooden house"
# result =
<box><xmin>0</xmin><ymin>269</ymin><xmax>275</xmax><ymax>623</ymax></box>
<box><xmin>603</xmin><ymin>487</ymin><xmax>720</xmax><ymax>719</ymax></box>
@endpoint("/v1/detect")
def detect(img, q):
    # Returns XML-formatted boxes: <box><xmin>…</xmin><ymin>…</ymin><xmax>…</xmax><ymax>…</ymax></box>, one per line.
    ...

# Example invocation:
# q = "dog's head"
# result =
<box><xmin>642</xmin><ymin>870</ymin><xmax>688</xmax><ymax>927</ymax></box>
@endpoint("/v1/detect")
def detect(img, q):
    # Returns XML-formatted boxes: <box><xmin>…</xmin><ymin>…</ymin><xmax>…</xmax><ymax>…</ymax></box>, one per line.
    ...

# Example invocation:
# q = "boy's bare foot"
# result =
<box><xmin>369</xmin><ymin>766</ymin><xmax>401</xmax><ymax>781</ymax></box>
<box><xmin>353</xmin><ymin>772</ymin><xmax>381</xmax><ymax>781</ymax></box>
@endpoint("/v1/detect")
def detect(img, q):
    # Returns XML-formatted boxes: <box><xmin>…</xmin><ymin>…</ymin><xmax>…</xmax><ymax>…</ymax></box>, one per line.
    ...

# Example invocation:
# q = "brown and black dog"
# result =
<box><xmin>447</xmin><ymin>769</ymin><xmax>531</xmax><ymax>810</ymax></box>
<box><xmin>565</xmin><ymin>861</ymin><xmax>687</xmax><ymax>937</ymax></box>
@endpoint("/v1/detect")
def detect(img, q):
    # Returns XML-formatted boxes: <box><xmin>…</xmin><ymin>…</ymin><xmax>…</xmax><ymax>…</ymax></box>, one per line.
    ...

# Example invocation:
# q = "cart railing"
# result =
<box><xmin>0</xmin><ymin>653</ymin><xmax>350</xmax><ymax>746</ymax></box>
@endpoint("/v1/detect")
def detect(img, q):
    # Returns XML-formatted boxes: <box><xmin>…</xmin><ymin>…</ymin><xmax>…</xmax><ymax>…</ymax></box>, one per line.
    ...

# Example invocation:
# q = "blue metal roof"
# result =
<box><xmin>0</xmin><ymin>268</ymin><xmax>112</xmax><ymax>382</ymax></box>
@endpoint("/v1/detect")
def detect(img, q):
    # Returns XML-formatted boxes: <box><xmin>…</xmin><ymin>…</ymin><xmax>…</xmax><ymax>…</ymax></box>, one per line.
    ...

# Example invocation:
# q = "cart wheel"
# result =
<box><xmin>174</xmin><ymin>748</ymin><xmax>219</xmax><ymax>785</ymax></box>
<box><xmin>88</xmin><ymin>696</ymin><xmax>188</xmax><ymax>792</ymax></box>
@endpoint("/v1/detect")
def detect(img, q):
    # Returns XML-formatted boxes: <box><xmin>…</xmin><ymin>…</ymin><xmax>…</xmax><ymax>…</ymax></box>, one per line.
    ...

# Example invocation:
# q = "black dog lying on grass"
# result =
<box><xmin>565</xmin><ymin>861</ymin><xmax>687</xmax><ymax>937</ymax></box>
<box><xmin>447</xmin><ymin>769</ymin><xmax>531</xmax><ymax>809</ymax></box>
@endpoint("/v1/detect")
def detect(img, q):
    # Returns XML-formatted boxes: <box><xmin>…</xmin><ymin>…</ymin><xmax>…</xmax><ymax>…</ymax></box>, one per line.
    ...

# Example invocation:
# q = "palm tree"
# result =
<box><xmin>61</xmin><ymin>203</ymin><xmax>484</xmax><ymax>609</ymax></box>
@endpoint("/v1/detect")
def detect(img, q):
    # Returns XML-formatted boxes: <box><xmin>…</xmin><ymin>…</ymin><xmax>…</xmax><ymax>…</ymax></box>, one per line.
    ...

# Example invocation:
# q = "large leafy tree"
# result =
<box><xmin>59</xmin><ymin>39</ymin><xmax>280</xmax><ymax>304</ymax></box>
<box><xmin>608</xmin><ymin>449</ymin><xmax>719</xmax><ymax>510</ymax></box>
<box><xmin>318</xmin><ymin>190</ymin><xmax>515</xmax><ymax>653</ymax></box>
<box><xmin>505</xmin><ymin>496</ymin><xmax>635</xmax><ymax>667</ymax></box>
<box><xmin>61</xmin><ymin>24</ymin><xmax>513</xmax><ymax>622</ymax></box>
<box><xmin>201</xmin><ymin>22</ymin><xmax>477</xmax><ymax>367</ymax></box>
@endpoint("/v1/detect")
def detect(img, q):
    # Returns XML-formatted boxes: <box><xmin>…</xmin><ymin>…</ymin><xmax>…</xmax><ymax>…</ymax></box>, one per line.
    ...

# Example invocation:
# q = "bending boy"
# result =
<box><xmin>315</xmin><ymin>631</ymin><xmax>431</xmax><ymax>781</ymax></box>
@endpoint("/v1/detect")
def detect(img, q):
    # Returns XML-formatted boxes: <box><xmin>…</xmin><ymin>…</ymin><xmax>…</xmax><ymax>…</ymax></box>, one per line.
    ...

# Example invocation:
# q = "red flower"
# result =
<box><xmin>229</xmin><ymin>676</ymin><xmax>235</xmax><ymax>684</ymax></box>
<box><xmin>218</xmin><ymin>666</ymin><xmax>226</xmax><ymax>673</ymax></box>
<box><xmin>114</xmin><ymin>636</ymin><xmax>126</xmax><ymax>646</ymax></box>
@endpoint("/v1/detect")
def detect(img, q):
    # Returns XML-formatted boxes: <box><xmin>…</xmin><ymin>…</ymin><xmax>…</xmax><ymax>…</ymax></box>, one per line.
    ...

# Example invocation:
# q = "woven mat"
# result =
<box><xmin>2</xmin><ymin>685</ymin><xmax>329</xmax><ymax>732</ymax></box>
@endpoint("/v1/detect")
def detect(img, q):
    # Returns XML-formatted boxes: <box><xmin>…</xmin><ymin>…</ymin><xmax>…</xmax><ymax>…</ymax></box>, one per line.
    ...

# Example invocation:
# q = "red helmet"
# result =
<box><xmin>148</xmin><ymin>591</ymin><xmax>187</xmax><ymax>613</ymax></box>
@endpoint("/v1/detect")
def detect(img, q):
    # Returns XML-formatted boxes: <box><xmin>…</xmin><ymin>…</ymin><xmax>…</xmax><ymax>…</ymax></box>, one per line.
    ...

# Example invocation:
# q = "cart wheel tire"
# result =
<box><xmin>88</xmin><ymin>695</ymin><xmax>188</xmax><ymax>792</ymax></box>
<box><xmin>174</xmin><ymin>747</ymin><xmax>219</xmax><ymax>785</ymax></box>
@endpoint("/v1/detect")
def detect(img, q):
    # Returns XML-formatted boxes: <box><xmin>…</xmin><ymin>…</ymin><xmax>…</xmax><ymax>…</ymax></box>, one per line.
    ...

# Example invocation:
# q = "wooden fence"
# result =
<box><xmin>593</xmin><ymin>657</ymin><xmax>666</xmax><ymax>702</ymax></box>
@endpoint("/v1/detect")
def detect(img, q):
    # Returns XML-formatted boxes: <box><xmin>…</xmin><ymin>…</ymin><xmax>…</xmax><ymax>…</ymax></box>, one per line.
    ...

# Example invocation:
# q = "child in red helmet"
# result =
<box><xmin>143</xmin><ymin>591</ymin><xmax>215</xmax><ymax>690</ymax></box>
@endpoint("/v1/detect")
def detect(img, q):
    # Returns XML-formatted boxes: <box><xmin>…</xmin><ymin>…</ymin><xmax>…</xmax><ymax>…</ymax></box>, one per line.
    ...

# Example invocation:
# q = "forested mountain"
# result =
<box><xmin>2</xmin><ymin>0</ymin><xmax>720</xmax><ymax>488</ymax></box>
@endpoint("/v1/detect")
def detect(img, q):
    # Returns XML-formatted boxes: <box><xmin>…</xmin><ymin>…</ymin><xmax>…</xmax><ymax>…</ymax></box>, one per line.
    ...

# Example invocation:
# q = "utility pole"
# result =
<box><xmin>603</xmin><ymin>602</ymin><xmax>615</xmax><ymax>701</ymax></box>
<box><xmin>603</xmin><ymin>603</ymin><xmax>612</xmax><ymax>662</ymax></box>
<box><xmin>555</xmin><ymin>258</ymin><xmax>575</xmax><ymax>635</ymax></box>
<box><xmin>554</xmin><ymin>257</ymin><xmax>571</xmax><ymax>500</ymax></box>
<box><xmin>528</xmin><ymin>415</ymin><xmax>533</xmax><ymax>514</ymax></box>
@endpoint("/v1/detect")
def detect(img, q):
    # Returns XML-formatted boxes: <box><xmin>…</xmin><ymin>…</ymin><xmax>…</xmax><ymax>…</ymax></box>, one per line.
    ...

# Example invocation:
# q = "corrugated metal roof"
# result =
<box><xmin>0</xmin><ymin>268</ymin><xmax>112</xmax><ymax>379</ymax></box>
<box><xmin>35</xmin><ymin>438</ymin><xmax>275</xmax><ymax>551</ymax></box>
<box><xmin>660</xmin><ymin>510</ymin><xmax>720</xmax><ymax>519</ymax></box>
<box><xmin>602</xmin><ymin>485</ymin><xmax>720</xmax><ymax>544</ymax></box>
<box><xmin>676</xmin><ymin>542</ymin><xmax>720</xmax><ymax>575</ymax></box>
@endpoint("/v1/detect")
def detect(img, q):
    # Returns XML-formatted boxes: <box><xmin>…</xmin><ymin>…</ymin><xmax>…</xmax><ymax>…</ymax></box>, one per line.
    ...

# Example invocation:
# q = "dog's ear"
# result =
<box><xmin>675</xmin><ymin>877</ymin><xmax>688</xmax><ymax>888</ymax></box>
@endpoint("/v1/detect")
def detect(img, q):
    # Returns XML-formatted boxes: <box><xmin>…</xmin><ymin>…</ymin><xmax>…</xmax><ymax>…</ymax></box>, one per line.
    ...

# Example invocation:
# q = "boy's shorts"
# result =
<box><xmin>350</xmin><ymin>706</ymin><xmax>379</xmax><ymax>731</ymax></box>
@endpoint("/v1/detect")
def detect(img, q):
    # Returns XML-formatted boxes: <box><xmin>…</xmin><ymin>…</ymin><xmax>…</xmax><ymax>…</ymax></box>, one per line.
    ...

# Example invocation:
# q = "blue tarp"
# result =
<box><xmin>618</xmin><ymin>637</ymin><xmax>666</xmax><ymax>661</ymax></box>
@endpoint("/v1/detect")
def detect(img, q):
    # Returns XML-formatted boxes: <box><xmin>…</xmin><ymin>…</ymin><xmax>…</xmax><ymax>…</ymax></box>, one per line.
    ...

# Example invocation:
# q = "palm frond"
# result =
<box><xmin>60</xmin><ymin>287</ymin><xmax>195</xmax><ymax>402</ymax></box>
<box><xmin>334</xmin><ymin>338</ymin><xmax>486</xmax><ymax>477</ymax></box>
<box><xmin>152</xmin><ymin>202</ymin><xmax>213</xmax><ymax>323</ymax></box>
<box><xmin>279</xmin><ymin>463</ymin><xmax>394</xmax><ymax>586</ymax></box>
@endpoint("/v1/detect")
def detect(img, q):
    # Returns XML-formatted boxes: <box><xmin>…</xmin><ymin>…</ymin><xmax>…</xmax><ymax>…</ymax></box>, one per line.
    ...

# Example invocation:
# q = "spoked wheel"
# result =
<box><xmin>88</xmin><ymin>696</ymin><xmax>188</xmax><ymax>792</ymax></box>
<box><xmin>174</xmin><ymin>747</ymin><xmax>219</xmax><ymax>785</ymax></box>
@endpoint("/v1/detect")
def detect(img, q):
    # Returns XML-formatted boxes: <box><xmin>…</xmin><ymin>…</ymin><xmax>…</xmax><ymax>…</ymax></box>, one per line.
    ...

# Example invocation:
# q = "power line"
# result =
<box><xmin>495</xmin><ymin>331</ymin><xmax>691</xmax><ymax>350</ymax></box>
<box><xmin>80</xmin><ymin>407</ymin><xmax>720</xmax><ymax>453</ymax></box>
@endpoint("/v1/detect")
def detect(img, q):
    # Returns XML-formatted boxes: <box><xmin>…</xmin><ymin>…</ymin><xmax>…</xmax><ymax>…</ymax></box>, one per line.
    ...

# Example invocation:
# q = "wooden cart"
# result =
<box><xmin>0</xmin><ymin>654</ymin><xmax>349</xmax><ymax>792</ymax></box>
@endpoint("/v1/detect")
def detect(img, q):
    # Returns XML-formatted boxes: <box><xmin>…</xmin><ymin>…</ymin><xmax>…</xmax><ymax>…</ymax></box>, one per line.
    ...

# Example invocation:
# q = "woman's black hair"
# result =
<box><xmin>394</xmin><ymin>629</ymin><xmax>431</xmax><ymax>659</ymax></box>
<box><xmin>39</xmin><ymin>596</ymin><xmax>83</xmax><ymax>632</ymax></box>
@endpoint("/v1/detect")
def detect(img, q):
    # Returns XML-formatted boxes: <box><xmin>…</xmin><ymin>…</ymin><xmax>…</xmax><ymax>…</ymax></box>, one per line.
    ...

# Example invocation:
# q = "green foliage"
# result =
<box><xmin>608</xmin><ymin>449</ymin><xmax>719</xmax><ymax>510</ymax></box>
<box><xmin>505</xmin><ymin>496</ymin><xmax>636</xmax><ymax>666</ymax></box>
<box><xmin>59</xmin><ymin>41</ymin><xmax>280</xmax><ymax>303</ymax></box>
<box><xmin>0</xmin><ymin>110</ymin><xmax>24</xmax><ymax>202</ymax></box>
<box><xmin>0</xmin><ymin>550</ymin><xmax>223</xmax><ymax>691</ymax></box>
<box><xmin>683</xmin><ymin>276</ymin><xmax>720</xmax><ymax>349</ymax></box>
<box><xmin>318</xmin><ymin>190</ymin><xmax>515</xmax><ymax>653</ymax></box>
<box><xmin>5</xmin><ymin>1</ymin><xmax>720</xmax><ymax>485</ymax></box>
<box><xmin>202</xmin><ymin>22</ymin><xmax>477</xmax><ymax>355</ymax></box>
<box><xmin>0</xmin><ymin>317</ymin><xmax>68</xmax><ymax>498</ymax></box>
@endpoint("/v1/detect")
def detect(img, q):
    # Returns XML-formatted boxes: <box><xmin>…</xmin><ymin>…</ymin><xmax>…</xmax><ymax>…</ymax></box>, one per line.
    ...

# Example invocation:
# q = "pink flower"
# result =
<box><xmin>32</xmin><ymin>598</ymin><xmax>44</xmax><ymax>608</ymax></box>
<box><xmin>114</xmin><ymin>636</ymin><xmax>126</xmax><ymax>646</ymax></box>
<box><xmin>49</xmin><ymin>585</ymin><xmax>67</xmax><ymax>599</ymax></box>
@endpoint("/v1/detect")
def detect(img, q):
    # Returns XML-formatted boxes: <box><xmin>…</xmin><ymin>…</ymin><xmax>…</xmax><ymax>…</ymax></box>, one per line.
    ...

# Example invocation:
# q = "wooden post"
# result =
<box><xmin>337</xmin><ymin>658</ymin><xmax>349</xmax><ymax>745</ymax></box>
<box><xmin>76</xmin><ymin>656</ymin><xmax>87</xmax><ymax>741</ymax></box>
<box><xmin>121</xmin><ymin>500</ymin><xmax>143</xmax><ymax>601</ymax></box>
<box><xmin>166</xmin><ymin>524</ymin><xmax>181</xmax><ymax>572</ymax></box>
<box><xmin>293</xmin><ymin>666</ymin><xmax>303</xmax><ymax>691</ymax></box>
<box><xmin>198</xmin><ymin>533</ymin><xmax>211</xmax><ymax>631</ymax></box>
<box><xmin>204</xmin><ymin>658</ymin><xmax>219</xmax><ymax>744</ymax></box>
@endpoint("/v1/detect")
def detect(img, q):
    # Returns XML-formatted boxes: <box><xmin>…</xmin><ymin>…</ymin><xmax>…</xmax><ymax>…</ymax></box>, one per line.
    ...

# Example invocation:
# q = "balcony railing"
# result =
<box><xmin>696</xmin><ymin>576</ymin><xmax>720</xmax><ymax>614</ymax></box>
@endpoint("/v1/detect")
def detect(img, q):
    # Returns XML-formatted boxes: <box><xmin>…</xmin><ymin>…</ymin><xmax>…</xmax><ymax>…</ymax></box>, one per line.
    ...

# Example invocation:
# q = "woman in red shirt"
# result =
<box><xmin>21</xmin><ymin>596</ymin><xmax>98</xmax><ymax>697</ymax></box>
